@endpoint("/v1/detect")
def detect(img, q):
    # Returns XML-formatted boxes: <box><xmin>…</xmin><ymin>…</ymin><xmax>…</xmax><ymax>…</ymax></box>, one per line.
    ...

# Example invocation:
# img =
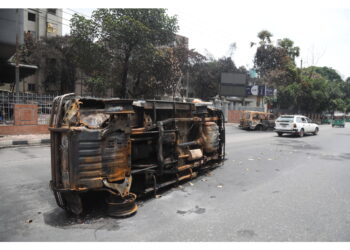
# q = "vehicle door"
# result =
<box><xmin>306</xmin><ymin>118</ymin><xmax>315</xmax><ymax>132</ymax></box>
<box><xmin>301</xmin><ymin>117</ymin><xmax>309</xmax><ymax>132</ymax></box>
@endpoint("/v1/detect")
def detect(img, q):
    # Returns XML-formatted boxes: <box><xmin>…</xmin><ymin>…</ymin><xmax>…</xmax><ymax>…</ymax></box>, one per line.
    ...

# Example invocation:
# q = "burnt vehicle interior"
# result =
<box><xmin>49</xmin><ymin>94</ymin><xmax>225</xmax><ymax>217</ymax></box>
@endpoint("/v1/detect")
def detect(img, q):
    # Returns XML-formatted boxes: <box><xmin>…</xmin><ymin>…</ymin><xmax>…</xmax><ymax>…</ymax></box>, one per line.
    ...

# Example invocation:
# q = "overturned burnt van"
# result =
<box><xmin>49</xmin><ymin>94</ymin><xmax>225</xmax><ymax>217</ymax></box>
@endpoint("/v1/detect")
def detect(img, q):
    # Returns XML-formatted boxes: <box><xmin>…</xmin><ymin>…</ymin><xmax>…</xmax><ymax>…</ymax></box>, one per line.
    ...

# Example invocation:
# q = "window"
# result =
<box><xmin>253</xmin><ymin>113</ymin><xmax>259</xmax><ymax>120</ymax></box>
<box><xmin>28</xmin><ymin>83</ymin><xmax>36</xmax><ymax>92</ymax></box>
<box><xmin>47</xmin><ymin>9</ymin><xmax>57</xmax><ymax>15</ymax></box>
<box><xmin>301</xmin><ymin>117</ymin><xmax>307</xmax><ymax>123</ymax></box>
<box><xmin>296</xmin><ymin>117</ymin><xmax>302</xmax><ymax>123</ymax></box>
<box><xmin>28</xmin><ymin>12</ymin><xmax>36</xmax><ymax>22</ymax></box>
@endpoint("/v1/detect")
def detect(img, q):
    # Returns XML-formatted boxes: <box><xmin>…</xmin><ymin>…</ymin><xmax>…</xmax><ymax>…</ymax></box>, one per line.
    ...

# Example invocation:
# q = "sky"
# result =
<box><xmin>57</xmin><ymin>1</ymin><xmax>350</xmax><ymax>80</ymax></box>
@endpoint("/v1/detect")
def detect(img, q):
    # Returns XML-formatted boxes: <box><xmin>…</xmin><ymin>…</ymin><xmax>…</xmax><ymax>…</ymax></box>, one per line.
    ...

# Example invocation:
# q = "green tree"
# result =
<box><xmin>25</xmin><ymin>35</ymin><xmax>77</xmax><ymax>94</ymax></box>
<box><xmin>71</xmin><ymin>9</ymin><xmax>178</xmax><ymax>98</ymax></box>
<box><xmin>277</xmin><ymin>38</ymin><xmax>300</xmax><ymax>62</ymax></box>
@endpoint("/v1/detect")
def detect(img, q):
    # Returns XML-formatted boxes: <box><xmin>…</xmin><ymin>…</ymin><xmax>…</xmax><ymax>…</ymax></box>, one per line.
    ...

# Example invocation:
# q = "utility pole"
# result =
<box><xmin>15</xmin><ymin>9</ymin><xmax>20</xmax><ymax>96</ymax></box>
<box><xmin>186</xmin><ymin>71</ymin><xmax>189</xmax><ymax>98</ymax></box>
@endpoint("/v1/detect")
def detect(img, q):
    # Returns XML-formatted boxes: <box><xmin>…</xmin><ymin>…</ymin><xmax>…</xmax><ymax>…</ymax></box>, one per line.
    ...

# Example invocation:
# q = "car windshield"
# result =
<box><xmin>276</xmin><ymin>116</ymin><xmax>294</xmax><ymax>122</ymax></box>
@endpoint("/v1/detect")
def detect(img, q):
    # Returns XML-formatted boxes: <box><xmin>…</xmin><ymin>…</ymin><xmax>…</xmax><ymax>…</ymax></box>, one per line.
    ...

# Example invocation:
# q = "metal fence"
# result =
<box><xmin>0</xmin><ymin>92</ymin><xmax>55</xmax><ymax>125</ymax></box>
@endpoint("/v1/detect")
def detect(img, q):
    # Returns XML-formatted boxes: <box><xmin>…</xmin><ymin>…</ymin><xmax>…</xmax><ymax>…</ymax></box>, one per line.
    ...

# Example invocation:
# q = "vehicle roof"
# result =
<box><xmin>280</xmin><ymin>115</ymin><xmax>305</xmax><ymax>117</ymax></box>
<box><xmin>243</xmin><ymin>111</ymin><xmax>272</xmax><ymax>115</ymax></box>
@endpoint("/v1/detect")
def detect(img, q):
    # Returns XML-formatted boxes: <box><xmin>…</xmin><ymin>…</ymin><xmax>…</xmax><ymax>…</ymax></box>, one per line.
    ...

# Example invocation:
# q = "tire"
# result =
<box><xmin>313</xmin><ymin>127</ymin><xmax>319</xmax><ymax>135</ymax></box>
<box><xmin>255</xmin><ymin>125</ymin><xmax>263</xmax><ymax>131</ymax></box>
<box><xmin>277</xmin><ymin>132</ymin><xmax>283</xmax><ymax>137</ymax></box>
<box><xmin>299</xmin><ymin>129</ymin><xmax>304</xmax><ymax>137</ymax></box>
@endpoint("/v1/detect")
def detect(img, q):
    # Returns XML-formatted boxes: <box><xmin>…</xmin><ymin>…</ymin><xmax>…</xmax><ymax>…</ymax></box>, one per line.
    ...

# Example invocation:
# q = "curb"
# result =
<box><xmin>0</xmin><ymin>138</ymin><xmax>50</xmax><ymax>148</ymax></box>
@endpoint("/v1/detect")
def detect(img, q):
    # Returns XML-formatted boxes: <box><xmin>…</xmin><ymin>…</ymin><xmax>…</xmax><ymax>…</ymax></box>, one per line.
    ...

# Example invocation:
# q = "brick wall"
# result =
<box><xmin>0</xmin><ymin>104</ymin><xmax>49</xmax><ymax>135</ymax></box>
<box><xmin>227</xmin><ymin>110</ymin><xmax>244</xmax><ymax>123</ymax></box>
<box><xmin>14</xmin><ymin>104</ymin><xmax>38</xmax><ymax>125</ymax></box>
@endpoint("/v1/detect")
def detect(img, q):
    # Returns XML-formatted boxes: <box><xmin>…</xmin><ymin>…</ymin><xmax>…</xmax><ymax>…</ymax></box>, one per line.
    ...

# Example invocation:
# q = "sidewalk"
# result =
<box><xmin>0</xmin><ymin>123</ymin><xmax>238</xmax><ymax>148</ymax></box>
<box><xmin>0</xmin><ymin>133</ymin><xmax>50</xmax><ymax>148</ymax></box>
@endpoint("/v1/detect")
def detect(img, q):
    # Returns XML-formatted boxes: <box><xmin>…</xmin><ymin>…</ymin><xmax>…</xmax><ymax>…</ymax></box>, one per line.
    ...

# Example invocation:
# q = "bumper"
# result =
<box><xmin>274</xmin><ymin>128</ymin><xmax>298</xmax><ymax>134</ymax></box>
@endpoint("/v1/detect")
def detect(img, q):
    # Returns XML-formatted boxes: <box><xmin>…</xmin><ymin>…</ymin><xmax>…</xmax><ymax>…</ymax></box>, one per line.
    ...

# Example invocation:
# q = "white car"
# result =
<box><xmin>274</xmin><ymin>115</ymin><xmax>319</xmax><ymax>137</ymax></box>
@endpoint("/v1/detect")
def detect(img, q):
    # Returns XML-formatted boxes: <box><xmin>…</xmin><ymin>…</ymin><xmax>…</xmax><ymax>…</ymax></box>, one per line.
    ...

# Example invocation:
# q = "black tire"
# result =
<box><xmin>277</xmin><ymin>132</ymin><xmax>283</xmax><ymax>137</ymax></box>
<box><xmin>313</xmin><ymin>127</ymin><xmax>319</xmax><ymax>135</ymax></box>
<box><xmin>299</xmin><ymin>129</ymin><xmax>304</xmax><ymax>137</ymax></box>
<box><xmin>255</xmin><ymin>125</ymin><xmax>263</xmax><ymax>131</ymax></box>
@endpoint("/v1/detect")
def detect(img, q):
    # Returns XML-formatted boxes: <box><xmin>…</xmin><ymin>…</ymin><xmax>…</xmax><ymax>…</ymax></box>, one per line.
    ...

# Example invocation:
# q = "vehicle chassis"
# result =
<box><xmin>49</xmin><ymin>94</ymin><xmax>225</xmax><ymax>217</ymax></box>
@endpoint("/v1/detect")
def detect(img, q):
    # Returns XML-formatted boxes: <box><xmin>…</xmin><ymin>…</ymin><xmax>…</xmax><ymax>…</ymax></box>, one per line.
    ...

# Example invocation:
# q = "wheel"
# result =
<box><xmin>313</xmin><ymin>127</ymin><xmax>319</xmax><ymax>135</ymax></box>
<box><xmin>277</xmin><ymin>132</ymin><xmax>283</xmax><ymax>137</ymax></box>
<box><xmin>106</xmin><ymin>193</ymin><xmax>138</xmax><ymax>218</ymax></box>
<box><xmin>299</xmin><ymin>129</ymin><xmax>304</xmax><ymax>137</ymax></box>
<box><xmin>255</xmin><ymin>125</ymin><xmax>263</xmax><ymax>131</ymax></box>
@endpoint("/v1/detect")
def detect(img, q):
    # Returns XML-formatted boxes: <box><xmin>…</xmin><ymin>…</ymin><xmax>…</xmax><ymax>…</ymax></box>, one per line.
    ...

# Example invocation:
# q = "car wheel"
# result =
<box><xmin>255</xmin><ymin>125</ymin><xmax>263</xmax><ymax>131</ymax></box>
<box><xmin>313</xmin><ymin>127</ymin><xmax>319</xmax><ymax>135</ymax></box>
<box><xmin>277</xmin><ymin>132</ymin><xmax>283</xmax><ymax>137</ymax></box>
<box><xmin>299</xmin><ymin>128</ymin><xmax>304</xmax><ymax>137</ymax></box>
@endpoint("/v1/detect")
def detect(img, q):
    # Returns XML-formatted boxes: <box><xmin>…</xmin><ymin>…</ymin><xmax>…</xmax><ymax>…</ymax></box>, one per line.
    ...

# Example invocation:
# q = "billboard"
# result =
<box><xmin>246</xmin><ymin>85</ymin><xmax>275</xmax><ymax>96</ymax></box>
<box><xmin>220</xmin><ymin>84</ymin><xmax>247</xmax><ymax>97</ymax></box>
<box><xmin>221</xmin><ymin>73</ymin><xmax>246</xmax><ymax>85</ymax></box>
<box><xmin>220</xmin><ymin>73</ymin><xmax>247</xmax><ymax>97</ymax></box>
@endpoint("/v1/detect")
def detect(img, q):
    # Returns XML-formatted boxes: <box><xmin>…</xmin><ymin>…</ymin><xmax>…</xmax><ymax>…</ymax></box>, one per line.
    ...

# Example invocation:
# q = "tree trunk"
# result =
<box><xmin>119</xmin><ymin>51</ymin><xmax>131</xmax><ymax>98</ymax></box>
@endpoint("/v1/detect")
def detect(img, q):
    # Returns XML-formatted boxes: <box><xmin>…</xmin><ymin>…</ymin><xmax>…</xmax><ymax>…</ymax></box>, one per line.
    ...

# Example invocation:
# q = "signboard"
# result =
<box><xmin>220</xmin><ymin>73</ymin><xmax>247</xmax><ymax>97</ymax></box>
<box><xmin>221</xmin><ymin>73</ymin><xmax>246</xmax><ymax>85</ymax></box>
<box><xmin>246</xmin><ymin>86</ymin><xmax>275</xmax><ymax>96</ymax></box>
<box><xmin>220</xmin><ymin>84</ymin><xmax>247</xmax><ymax>97</ymax></box>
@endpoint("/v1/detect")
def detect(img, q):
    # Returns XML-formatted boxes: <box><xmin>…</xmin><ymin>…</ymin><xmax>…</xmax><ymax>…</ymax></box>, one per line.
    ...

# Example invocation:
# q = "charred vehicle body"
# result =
<box><xmin>49</xmin><ymin>94</ymin><xmax>225</xmax><ymax>217</ymax></box>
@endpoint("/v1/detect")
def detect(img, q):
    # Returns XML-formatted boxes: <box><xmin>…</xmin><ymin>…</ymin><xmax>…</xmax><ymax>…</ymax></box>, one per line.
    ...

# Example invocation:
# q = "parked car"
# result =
<box><xmin>274</xmin><ymin>115</ymin><xmax>319</xmax><ymax>137</ymax></box>
<box><xmin>239</xmin><ymin>111</ymin><xmax>276</xmax><ymax>131</ymax></box>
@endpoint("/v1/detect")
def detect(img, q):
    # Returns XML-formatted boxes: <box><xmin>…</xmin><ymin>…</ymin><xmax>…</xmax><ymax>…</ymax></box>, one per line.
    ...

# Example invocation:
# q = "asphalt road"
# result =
<box><xmin>1</xmin><ymin>123</ymin><xmax>350</xmax><ymax>241</ymax></box>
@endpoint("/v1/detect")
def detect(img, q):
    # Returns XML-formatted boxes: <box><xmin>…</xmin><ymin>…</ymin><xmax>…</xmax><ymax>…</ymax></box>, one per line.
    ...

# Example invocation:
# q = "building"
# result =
<box><xmin>0</xmin><ymin>9</ymin><xmax>63</xmax><ymax>93</ymax></box>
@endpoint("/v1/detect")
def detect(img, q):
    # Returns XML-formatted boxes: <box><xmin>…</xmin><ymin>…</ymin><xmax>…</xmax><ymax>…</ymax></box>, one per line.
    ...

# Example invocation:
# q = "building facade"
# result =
<box><xmin>0</xmin><ymin>9</ymin><xmax>63</xmax><ymax>93</ymax></box>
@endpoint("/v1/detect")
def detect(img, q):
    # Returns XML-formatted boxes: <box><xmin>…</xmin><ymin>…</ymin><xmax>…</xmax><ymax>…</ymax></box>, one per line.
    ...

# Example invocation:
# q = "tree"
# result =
<box><xmin>24</xmin><ymin>35</ymin><xmax>77</xmax><ymax>94</ymax></box>
<box><xmin>71</xmin><ymin>9</ymin><xmax>178</xmax><ymax>98</ymax></box>
<box><xmin>304</xmin><ymin>66</ymin><xmax>343</xmax><ymax>82</ymax></box>
<box><xmin>189</xmin><ymin>56</ymin><xmax>244</xmax><ymax>100</ymax></box>
<box><xmin>277</xmin><ymin>38</ymin><xmax>300</xmax><ymax>62</ymax></box>
<box><xmin>257</xmin><ymin>30</ymin><xmax>273</xmax><ymax>45</ymax></box>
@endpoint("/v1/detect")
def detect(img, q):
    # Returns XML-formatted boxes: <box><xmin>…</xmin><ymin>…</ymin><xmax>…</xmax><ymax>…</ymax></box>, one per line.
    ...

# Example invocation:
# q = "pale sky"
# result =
<box><xmin>59</xmin><ymin>1</ymin><xmax>350</xmax><ymax>80</ymax></box>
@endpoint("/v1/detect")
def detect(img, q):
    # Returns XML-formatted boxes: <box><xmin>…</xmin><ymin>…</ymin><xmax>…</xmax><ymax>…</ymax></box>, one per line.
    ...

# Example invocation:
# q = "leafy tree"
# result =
<box><xmin>304</xmin><ymin>66</ymin><xmax>343</xmax><ymax>82</ymax></box>
<box><xmin>257</xmin><ymin>30</ymin><xmax>273</xmax><ymax>45</ymax></box>
<box><xmin>277</xmin><ymin>38</ymin><xmax>300</xmax><ymax>62</ymax></box>
<box><xmin>71</xmin><ymin>9</ymin><xmax>178</xmax><ymax>98</ymax></box>
<box><xmin>24</xmin><ymin>35</ymin><xmax>77</xmax><ymax>94</ymax></box>
<box><xmin>189</xmin><ymin>56</ymin><xmax>245</xmax><ymax>100</ymax></box>
<box><xmin>252</xmin><ymin>30</ymin><xmax>299</xmax><ymax>89</ymax></box>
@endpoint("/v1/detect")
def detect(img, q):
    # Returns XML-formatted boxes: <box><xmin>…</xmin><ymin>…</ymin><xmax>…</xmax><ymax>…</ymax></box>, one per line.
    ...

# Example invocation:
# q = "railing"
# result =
<box><xmin>0</xmin><ymin>92</ymin><xmax>55</xmax><ymax>125</ymax></box>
